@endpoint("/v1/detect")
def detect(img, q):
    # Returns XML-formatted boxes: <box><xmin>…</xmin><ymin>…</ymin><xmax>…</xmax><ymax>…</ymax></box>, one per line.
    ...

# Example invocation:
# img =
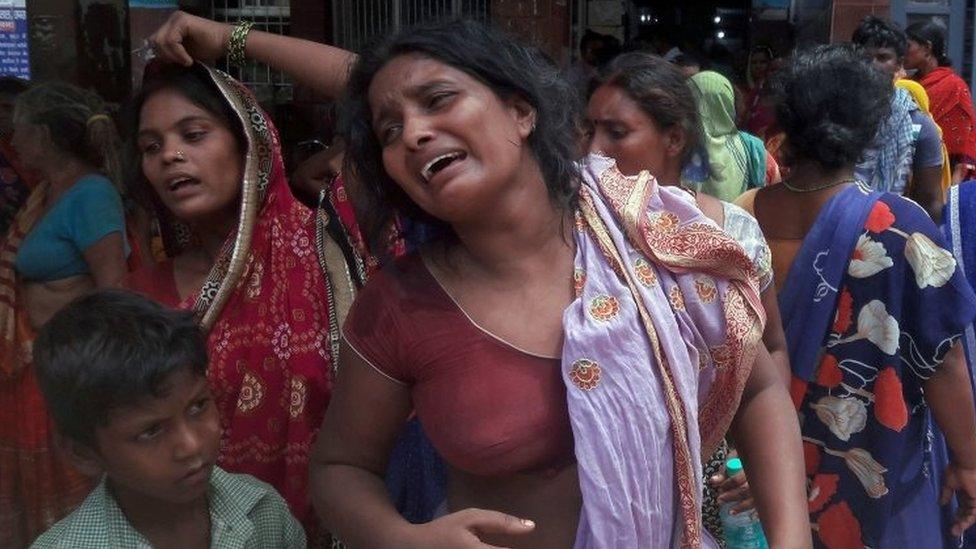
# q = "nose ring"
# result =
<box><xmin>175</xmin><ymin>150</ymin><xmax>185</xmax><ymax>160</ymax></box>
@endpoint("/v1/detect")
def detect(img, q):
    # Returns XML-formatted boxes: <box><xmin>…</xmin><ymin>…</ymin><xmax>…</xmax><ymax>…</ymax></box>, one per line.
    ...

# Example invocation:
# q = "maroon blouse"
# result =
<box><xmin>343</xmin><ymin>253</ymin><xmax>576</xmax><ymax>477</ymax></box>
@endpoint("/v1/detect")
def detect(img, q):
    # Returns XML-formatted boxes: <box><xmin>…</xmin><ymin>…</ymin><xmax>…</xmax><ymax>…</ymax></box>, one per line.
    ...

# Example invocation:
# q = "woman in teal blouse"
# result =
<box><xmin>0</xmin><ymin>82</ymin><xmax>129</xmax><ymax>546</ymax></box>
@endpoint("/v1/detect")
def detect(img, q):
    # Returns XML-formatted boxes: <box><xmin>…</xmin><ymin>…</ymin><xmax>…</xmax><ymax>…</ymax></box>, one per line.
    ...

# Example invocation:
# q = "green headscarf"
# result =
<box><xmin>687</xmin><ymin>71</ymin><xmax>765</xmax><ymax>201</ymax></box>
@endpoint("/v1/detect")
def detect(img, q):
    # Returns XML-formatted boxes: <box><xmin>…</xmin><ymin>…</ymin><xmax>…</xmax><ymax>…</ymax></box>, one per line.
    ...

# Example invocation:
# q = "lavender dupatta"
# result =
<box><xmin>778</xmin><ymin>183</ymin><xmax>882</xmax><ymax>380</ymax></box>
<box><xmin>564</xmin><ymin>155</ymin><xmax>765</xmax><ymax>548</ymax></box>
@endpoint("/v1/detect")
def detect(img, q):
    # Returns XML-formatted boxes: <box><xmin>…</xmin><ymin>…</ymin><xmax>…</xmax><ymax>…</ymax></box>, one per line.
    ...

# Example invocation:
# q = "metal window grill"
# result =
<box><xmin>332</xmin><ymin>0</ymin><xmax>491</xmax><ymax>53</ymax></box>
<box><xmin>210</xmin><ymin>0</ymin><xmax>293</xmax><ymax>104</ymax></box>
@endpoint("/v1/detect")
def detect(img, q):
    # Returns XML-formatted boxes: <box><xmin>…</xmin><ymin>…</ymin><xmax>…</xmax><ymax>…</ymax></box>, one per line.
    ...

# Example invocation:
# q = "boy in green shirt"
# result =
<box><xmin>30</xmin><ymin>290</ymin><xmax>305</xmax><ymax>548</ymax></box>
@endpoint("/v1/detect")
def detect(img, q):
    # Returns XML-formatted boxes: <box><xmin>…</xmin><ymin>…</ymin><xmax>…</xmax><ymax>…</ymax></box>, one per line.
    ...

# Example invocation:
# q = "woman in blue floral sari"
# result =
<box><xmin>738</xmin><ymin>45</ymin><xmax>976</xmax><ymax>548</ymax></box>
<box><xmin>942</xmin><ymin>180</ymin><xmax>976</xmax><ymax>547</ymax></box>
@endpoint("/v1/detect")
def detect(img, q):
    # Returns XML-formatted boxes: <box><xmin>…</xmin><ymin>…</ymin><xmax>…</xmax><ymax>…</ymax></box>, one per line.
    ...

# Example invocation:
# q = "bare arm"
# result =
<box><xmin>924</xmin><ymin>342</ymin><xmax>976</xmax><ymax>536</ymax></box>
<box><xmin>83</xmin><ymin>232</ymin><xmax>127</xmax><ymax>288</ymax></box>
<box><xmin>711</xmin><ymin>288</ymin><xmax>791</xmax><ymax>514</ymax></box>
<box><xmin>311</xmin><ymin>342</ymin><xmax>415</xmax><ymax>546</ymax></box>
<box><xmin>311</xmin><ymin>342</ymin><xmax>535</xmax><ymax>548</ymax></box>
<box><xmin>759</xmin><ymin>284</ymin><xmax>790</xmax><ymax>387</ymax></box>
<box><xmin>910</xmin><ymin>165</ymin><xmax>945</xmax><ymax>222</ymax></box>
<box><xmin>150</xmin><ymin>11</ymin><xmax>356</xmax><ymax>100</ymax></box>
<box><xmin>728</xmin><ymin>346</ymin><xmax>811</xmax><ymax>549</ymax></box>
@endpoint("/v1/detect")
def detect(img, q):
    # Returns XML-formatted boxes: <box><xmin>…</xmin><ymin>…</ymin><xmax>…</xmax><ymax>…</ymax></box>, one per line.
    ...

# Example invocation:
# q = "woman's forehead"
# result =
<box><xmin>588</xmin><ymin>85</ymin><xmax>659</xmax><ymax>127</ymax></box>
<box><xmin>368</xmin><ymin>55</ymin><xmax>479</xmax><ymax>109</ymax></box>
<box><xmin>139</xmin><ymin>87</ymin><xmax>215</xmax><ymax>129</ymax></box>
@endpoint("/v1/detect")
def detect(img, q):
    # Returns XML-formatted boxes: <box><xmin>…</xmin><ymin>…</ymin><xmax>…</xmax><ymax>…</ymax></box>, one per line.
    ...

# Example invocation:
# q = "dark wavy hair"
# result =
<box><xmin>906</xmin><ymin>19</ymin><xmax>951</xmax><ymax>67</ymax></box>
<box><xmin>590</xmin><ymin>51</ymin><xmax>702</xmax><ymax>167</ymax></box>
<box><xmin>34</xmin><ymin>290</ymin><xmax>207</xmax><ymax>447</ymax></box>
<box><xmin>771</xmin><ymin>44</ymin><xmax>891</xmax><ymax>170</ymax></box>
<box><xmin>852</xmin><ymin>16</ymin><xmax>908</xmax><ymax>59</ymax></box>
<box><xmin>340</xmin><ymin>19</ymin><xmax>581</xmax><ymax>249</ymax></box>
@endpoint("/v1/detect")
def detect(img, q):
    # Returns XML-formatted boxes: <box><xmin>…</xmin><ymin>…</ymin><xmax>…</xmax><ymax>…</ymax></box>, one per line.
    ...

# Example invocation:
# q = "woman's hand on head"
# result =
<box><xmin>150</xmin><ymin>11</ymin><xmax>232</xmax><ymax>67</ymax></box>
<box><xmin>403</xmin><ymin>508</ymin><xmax>535</xmax><ymax>549</ymax></box>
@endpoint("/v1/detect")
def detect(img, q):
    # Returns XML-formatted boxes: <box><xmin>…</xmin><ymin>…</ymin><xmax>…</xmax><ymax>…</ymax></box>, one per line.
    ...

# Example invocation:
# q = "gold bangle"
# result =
<box><xmin>227</xmin><ymin>20</ymin><xmax>253</xmax><ymax>67</ymax></box>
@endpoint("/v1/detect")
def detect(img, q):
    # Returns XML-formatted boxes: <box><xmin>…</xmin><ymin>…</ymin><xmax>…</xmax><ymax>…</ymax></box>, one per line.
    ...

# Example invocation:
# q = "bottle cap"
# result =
<box><xmin>725</xmin><ymin>457</ymin><xmax>743</xmax><ymax>476</ymax></box>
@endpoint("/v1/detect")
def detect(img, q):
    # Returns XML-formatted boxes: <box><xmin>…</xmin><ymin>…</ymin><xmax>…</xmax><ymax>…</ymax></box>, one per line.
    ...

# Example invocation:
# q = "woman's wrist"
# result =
<box><xmin>227</xmin><ymin>20</ymin><xmax>253</xmax><ymax>66</ymax></box>
<box><xmin>383</xmin><ymin>521</ymin><xmax>426</xmax><ymax>549</ymax></box>
<box><xmin>950</xmin><ymin>452</ymin><xmax>976</xmax><ymax>471</ymax></box>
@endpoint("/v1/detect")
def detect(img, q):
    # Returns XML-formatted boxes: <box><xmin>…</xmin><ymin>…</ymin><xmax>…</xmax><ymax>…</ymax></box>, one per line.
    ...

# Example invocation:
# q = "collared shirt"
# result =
<box><xmin>31</xmin><ymin>467</ymin><xmax>305</xmax><ymax>548</ymax></box>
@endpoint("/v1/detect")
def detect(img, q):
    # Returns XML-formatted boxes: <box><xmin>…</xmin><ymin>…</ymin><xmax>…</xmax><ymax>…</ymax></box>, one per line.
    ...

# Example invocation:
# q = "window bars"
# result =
<box><xmin>208</xmin><ymin>0</ymin><xmax>492</xmax><ymax>103</ymax></box>
<box><xmin>210</xmin><ymin>0</ymin><xmax>292</xmax><ymax>104</ymax></box>
<box><xmin>332</xmin><ymin>0</ymin><xmax>490</xmax><ymax>53</ymax></box>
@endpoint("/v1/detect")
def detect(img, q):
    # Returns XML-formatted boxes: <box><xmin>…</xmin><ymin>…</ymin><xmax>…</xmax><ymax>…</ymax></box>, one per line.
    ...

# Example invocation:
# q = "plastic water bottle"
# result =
<box><xmin>719</xmin><ymin>457</ymin><xmax>769</xmax><ymax>549</ymax></box>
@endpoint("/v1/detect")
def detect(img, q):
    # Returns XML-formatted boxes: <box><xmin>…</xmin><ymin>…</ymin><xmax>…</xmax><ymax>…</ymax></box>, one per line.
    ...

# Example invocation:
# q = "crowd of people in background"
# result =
<box><xmin>2</xmin><ymin>9</ymin><xmax>976</xmax><ymax>549</ymax></box>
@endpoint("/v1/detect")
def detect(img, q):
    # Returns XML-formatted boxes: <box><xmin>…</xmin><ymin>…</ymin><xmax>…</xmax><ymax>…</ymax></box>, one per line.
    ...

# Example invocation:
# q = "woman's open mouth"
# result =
<box><xmin>421</xmin><ymin>151</ymin><xmax>467</xmax><ymax>184</ymax></box>
<box><xmin>167</xmin><ymin>176</ymin><xmax>201</xmax><ymax>193</ymax></box>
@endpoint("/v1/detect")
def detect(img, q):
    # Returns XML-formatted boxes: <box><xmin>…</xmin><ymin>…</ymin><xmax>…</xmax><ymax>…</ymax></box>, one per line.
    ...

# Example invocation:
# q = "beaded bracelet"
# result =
<box><xmin>227</xmin><ymin>20</ymin><xmax>253</xmax><ymax>67</ymax></box>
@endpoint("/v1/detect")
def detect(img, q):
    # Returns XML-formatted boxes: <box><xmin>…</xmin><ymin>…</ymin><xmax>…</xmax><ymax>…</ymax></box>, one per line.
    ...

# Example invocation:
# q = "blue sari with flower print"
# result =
<box><xmin>781</xmin><ymin>185</ymin><xmax>976</xmax><ymax>547</ymax></box>
<box><xmin>941</xmin><ymin>181</ymin><xmax>976</xmax><ymax>548</ymax></box>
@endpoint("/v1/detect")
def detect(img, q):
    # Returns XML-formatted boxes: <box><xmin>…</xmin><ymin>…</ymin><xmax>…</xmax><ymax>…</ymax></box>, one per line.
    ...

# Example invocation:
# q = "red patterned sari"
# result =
<box><xmin>919</xmin><ymin>67</ymin><xmax>976</xmax><ymax>170</ymax></box>
<box><xmin>126</xmin><ymin>65</ymin><xmax>366</xmax><ymax>543</ymax></box>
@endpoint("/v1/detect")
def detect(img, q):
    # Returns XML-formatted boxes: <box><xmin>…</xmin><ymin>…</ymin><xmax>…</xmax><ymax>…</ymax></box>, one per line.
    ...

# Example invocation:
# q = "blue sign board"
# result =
<box><xmin>0</xmin><ymin>0</ymin><xmax>28</xmax><ymax>79</ymax></box>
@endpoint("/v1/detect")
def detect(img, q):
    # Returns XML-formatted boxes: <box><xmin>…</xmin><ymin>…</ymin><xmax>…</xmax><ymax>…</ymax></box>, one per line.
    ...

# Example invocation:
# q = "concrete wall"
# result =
<box><xmin>27</xmin><ymin>0</ymin><xmax>80</xmax><ymax>85</ymax></box>
<box><xmin>494</xmin><ymin>0</ymin><xmax>572</xmax><ymax>63</ymax></box>
<box><xmin>27</xmin><ymin>0</ymin><xmax>131</xmax><ymax>102</ymax></box>
<box><xmin>829</xmin><ymin>0</ymin><xmax>891</xmax><ymax>43</ymax></box>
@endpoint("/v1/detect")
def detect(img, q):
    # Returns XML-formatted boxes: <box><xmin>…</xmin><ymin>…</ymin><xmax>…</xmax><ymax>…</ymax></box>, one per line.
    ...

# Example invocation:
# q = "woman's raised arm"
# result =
<box><xmin>149</xmin><ymin>11</ymin><xmax>357</xmax><ymax>100</ymax></box>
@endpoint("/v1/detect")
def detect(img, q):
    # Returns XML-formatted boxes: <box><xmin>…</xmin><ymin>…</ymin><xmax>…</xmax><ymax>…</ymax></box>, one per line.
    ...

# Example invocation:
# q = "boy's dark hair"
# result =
<box><xmin>341</xmin><ymin>19</ymin><xmax>581</xmax><ymax>251</ymax></box>
<box><xmin>771</xmin><ymin>43</ymin><xmax>892</xmax><ymax>170</ymax></box>
<box><xmin>852</xmin><ymin>16</ymin><xmax>908</xmax><ymax>59</ymax></box>
<box><xmin>906</xmin><ymin>19</ymin><xmax>951</xmax><ymax>67</ymax></box>
<box><xmin>33</xmin><ymin>290</ymin><xmax>208</xmax><ymax>447</ymax></box>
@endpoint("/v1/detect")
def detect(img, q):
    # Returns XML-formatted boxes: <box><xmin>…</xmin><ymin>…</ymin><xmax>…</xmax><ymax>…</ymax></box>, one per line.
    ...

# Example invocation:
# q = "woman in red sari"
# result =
<box><xmin>124</xmin><ymin>63</ymin><xmax>366</xmax><ymax>543</ymax></box>
<box><xmin>905</xmin><ymin>20</ymin><xmax>976</xmax><ymax>184</ymax></box>
<box><xmin>740</xmin><ymin>45</ymin><xmax>776</xmax><ymax>140</ymax></box>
